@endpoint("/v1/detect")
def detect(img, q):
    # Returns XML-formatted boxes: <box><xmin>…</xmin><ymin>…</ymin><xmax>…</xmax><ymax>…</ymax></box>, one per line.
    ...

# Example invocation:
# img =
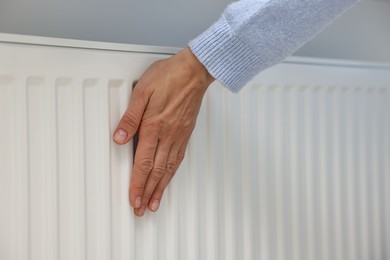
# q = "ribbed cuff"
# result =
<box><xmin>189</xmin><ymin>15</ymin><xmax>264</xmax><ymax>92</ymax></box>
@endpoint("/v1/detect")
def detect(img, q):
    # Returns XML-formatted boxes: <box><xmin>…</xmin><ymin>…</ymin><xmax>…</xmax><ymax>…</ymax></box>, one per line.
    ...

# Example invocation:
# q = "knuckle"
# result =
<box><xmin>136</xmin><ymin>159</ymin><xmax>154</xmax><ymax>175</ymax></box>
<box><xmin>165</xmin><ymin>131</ymin><xmax>176</xmax><ymax>141</ymax></box>
<box><xmin>133</xmin><ymin>183</ymin><xmax>145</xmax><ymax>190</ymax></box>
<box><xmin>122</xmin><ymin>111</ymin><xmax>139</xmax><ymax>129</ymax></box>
<box><xmin>131</xmin><ymin>181</ymin><xmax>145</xmax><ymax>192</ymax></box>
<box><xmin>142</xmin><ymin>193</ymin><xmax>152</xmax><ymax>201</ymax></box>
<box><xmin>143</xmin><ymin>117</ymin><xmax>163</xmax><ymax>135</ymax></box>
<box><xmin>166</xmin><ymin>162</ymin><xmax>176</xmax><ymax>174</ymax></box>
<box><xmin>151</xmin><ymin>165</ymin><xmax>165</xmax><ymax>180</ymax></box>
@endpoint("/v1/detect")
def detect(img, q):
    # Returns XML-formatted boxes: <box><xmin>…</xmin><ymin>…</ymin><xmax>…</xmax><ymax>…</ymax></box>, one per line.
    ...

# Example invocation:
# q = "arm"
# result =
<box><xmin>190</xmin><ymin>0</ymin><xmax>358</xmax><ymax>92</ymax></box>
<box><xmin>114</xmin><ymin>0</ymin><xmax>358</xmax><ymax>217</ymax></box>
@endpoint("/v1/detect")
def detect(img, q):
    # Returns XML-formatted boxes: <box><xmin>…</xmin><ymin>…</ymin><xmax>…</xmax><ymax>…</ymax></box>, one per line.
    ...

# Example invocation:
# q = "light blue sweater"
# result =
<box><xmin>189</xmin><ymin>0</ymin><xmax>358</xmax><ymax>92</ymax></box>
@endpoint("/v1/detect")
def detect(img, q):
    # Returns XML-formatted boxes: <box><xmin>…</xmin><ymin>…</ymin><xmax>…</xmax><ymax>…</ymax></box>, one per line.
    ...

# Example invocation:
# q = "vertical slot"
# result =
<box><xmin>239</xmin><ymin>88</ymin><xmax>255</xmax><ymax>260</ymax></box>
<box><xmin>281</xmin><ymin>85</ymin><xmax>295</xmax><ymax>260</ymax></box>
<box><xmin>108</xmin><ymin>79</ymin><xmax>133</xmax><ymax>260</ymax></box>
<box><xmin>204</xmin><ymin>85</ymin><xmax>222</xmax><ymax>260</ymax></box>
<box><xmin>26</xmin><ymin>76</ymin><xmax>47</xmax><ymax>260</ymax></box>
<box><xmin>257</xmin><ymin>84</ymin><xmax>271</xmax><ymax>260</ymax></box>
<box><xmin>356</xmin><ymin>87</ymin><xmax>370</xmax><ymax>260</ymax></box>
<box><xmin>273</xmin><ymin>85</ymin><xmax>287</xmax><ymax>260</ymax></box>
<box><xmin>83</xmin><ymin>79</ymin><xmax>110</xmax><ymax>260</ymax></box>
<box><xmin>368</xmin><ymin>88</ymin><xmax>382</xmax><ymax>259</ymax></box>
<box><xmin>0</xmin><ymin>75</ymin><xmax>16</xmax><ymax>260</ymax></box>
<box><xmin>302</xmin><ymin>86</ymin><xmax>316</xmax><ymax>260</ymax></box>
<box><xmin>221</xmin><ymin>90</ymin><xmax>238</xmax><ymax>260</ymax></box>
<box><xmin>288</xmin><ymin>85</ymin><xmax>301</xmax><ymax>260</ymax></box>
<box><xmin>339</xmin><ymin>87</ymin><xmax>353</xmax><ymax>260</ymax></box>
<box><xmin>194</xmin><ymin>84</ymin><xmax>212</xmax><ymax>260</ymax></box>
<box><xmin>309</xmin><ymin>86</ymin><xmax>323</xmax><ymax>260</ymax></box>
<box><xmin>265</xmin><ymin>85</ymin><xmax>277</xmax><ymax>260</ymax></box>
<box><xmin>56</xmin><ymin>78</ymin><xmax>85</xmax><ymax>260</ymax></box>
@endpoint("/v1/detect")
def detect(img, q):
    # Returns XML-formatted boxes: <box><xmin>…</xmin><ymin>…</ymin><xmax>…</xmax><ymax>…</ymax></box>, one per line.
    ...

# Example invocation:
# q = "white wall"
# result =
<box><xmin>0</xmin><ymin>0</ymin><xmax>389</xmax><ymax>62</ymax></box>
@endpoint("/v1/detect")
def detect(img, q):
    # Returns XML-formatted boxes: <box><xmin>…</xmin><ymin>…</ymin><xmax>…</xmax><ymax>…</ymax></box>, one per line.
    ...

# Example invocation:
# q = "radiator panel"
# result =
<box><xmin>0</xmin><ymin>37</ymin><xmax>390</xmax><ymax>260</ymax></box>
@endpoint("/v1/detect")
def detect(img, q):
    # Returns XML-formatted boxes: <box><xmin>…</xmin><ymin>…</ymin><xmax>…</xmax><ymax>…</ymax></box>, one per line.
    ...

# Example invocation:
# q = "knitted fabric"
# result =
<box><xmin>189</xmin><ymin>0</ymin><xmax>358</xmax><ymax>92</ymax></box>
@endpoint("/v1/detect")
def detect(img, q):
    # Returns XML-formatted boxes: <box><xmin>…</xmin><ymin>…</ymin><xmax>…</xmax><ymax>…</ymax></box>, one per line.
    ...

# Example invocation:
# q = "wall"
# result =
<box><xmin>0</xmin><ymin>0</ymin><xmax>389</xmax><ymax>62</ymax></box>
<box><xmin>294</xmin><ymin>0</ymin><xmax>390</xmax><ymax>62</ymax></box>
<box><xmin>0</xmin><ymin>0</ymin><xmax>229</xmax><ymax>47</ymax></box>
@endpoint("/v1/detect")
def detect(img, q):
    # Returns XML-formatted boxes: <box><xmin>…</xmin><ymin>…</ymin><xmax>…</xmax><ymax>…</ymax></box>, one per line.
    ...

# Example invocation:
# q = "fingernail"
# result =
<box><xmin>135</xmin><ymin>197</ymin><xmax>141</xmax><ymax>208</ymax></box>
<box><xmin>114</xmin><ymin>129</ymin><xmax>127</xmax><ymax>143</ymax></box>
<box><xmin>151</xmin><ymin>200</ymin><xmax>160</xmax><ymax>211</ymax></box>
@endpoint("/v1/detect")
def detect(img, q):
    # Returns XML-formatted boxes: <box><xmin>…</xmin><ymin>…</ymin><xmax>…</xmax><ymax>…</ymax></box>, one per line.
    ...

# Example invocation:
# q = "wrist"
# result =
<box><xmin>174</xmin><ymin>47</ymin><xmax>215</xmax><ymax>88</ymax></box>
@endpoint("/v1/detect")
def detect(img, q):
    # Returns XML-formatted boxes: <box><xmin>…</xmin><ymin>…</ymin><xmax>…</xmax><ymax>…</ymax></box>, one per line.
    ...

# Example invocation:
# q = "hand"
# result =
<box><xmin>113</xmin><ymin>47</ymin><xmax>214</xmax><ymax>217</ymax></box>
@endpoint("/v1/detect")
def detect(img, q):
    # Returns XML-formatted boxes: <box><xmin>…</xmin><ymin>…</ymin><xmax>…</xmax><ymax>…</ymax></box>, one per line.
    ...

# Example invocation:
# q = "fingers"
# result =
<box><xmin>133</xmin><ymin>139</ymin><xmax>177</xmax><ymax>217</ymax></box>
<box><xmin>148</xmin><ymin>138</ymin><xmax>189</xmax><ymax>212</ymax></box>
<box><xmin>133</xmin><ymin>138</ymin><xmax>188</xmax><ymax>217</ymax></box>
<box><xmin>113</xmin><ymin>85</ymin><xmax>148</xmax><ymax>144</ymax></box>
<box><xmin>129</xmin><ymin>127</ymin><xmax>159</xmax><ymax>209</ymax></box>
<box><xmin>139</xmin><ymin>143</ymin><xmax>172</xmax><ymax>211</ymax></box>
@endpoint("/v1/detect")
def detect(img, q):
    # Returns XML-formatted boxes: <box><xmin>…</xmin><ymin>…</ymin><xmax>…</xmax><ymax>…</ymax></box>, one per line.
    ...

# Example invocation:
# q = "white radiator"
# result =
<box><xmin>0</xmin><ymin>33</ymin><xmax>389</xmax><ymax>260</ymax></box>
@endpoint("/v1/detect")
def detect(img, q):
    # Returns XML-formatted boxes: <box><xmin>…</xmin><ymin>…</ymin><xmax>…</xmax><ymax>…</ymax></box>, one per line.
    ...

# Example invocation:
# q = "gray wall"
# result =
<box><xmin>1</xmin><ymin>0</ymin><xmax>389</xmax><ymax>62</ymax></box>
<box><xmin>0</xmin><ymin>0</ymin><xmax>230</xmax><ymax>47</ymax></box>
<box><xmin>294</xmin><ymin>0</ymin><xmax>390</xmax><ymax>62</ymax></box>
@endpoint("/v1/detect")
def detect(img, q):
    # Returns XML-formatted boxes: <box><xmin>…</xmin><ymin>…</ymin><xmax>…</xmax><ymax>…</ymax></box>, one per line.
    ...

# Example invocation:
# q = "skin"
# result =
<box><xmin>113</xmin><ymin>47</ymin><xmax>215</xmax><ymax>217</ymax></box>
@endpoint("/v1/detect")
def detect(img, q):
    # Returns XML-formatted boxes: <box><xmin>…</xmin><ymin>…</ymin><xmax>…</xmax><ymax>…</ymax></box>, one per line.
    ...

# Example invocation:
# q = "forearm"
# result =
<box><xmin>189</xmin><ymin>0</ymin><xmax>358</xmax><ymax>92</ymax></box>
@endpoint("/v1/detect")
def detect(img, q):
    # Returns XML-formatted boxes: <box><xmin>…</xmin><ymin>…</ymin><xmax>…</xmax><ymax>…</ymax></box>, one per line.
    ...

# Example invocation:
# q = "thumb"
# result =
<box><xmin>113</xmin><ymin>87</ymin><xmax>148</xmax><ymax>144</ymax></box>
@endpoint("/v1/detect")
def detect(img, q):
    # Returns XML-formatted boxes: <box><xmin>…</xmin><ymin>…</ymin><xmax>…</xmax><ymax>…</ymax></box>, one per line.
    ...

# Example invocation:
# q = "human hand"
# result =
<box><xmin>113</xmin><ymin>47</ymin><xmax>214</xmax><ymax>217</ymax></box>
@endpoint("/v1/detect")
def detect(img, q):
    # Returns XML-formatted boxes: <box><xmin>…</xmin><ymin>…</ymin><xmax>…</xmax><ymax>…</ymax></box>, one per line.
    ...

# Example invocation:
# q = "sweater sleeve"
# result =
<box><xmin>189</xmin><ymin>0</ymin><xmax>358</xmax><ymax>92</ymax></box>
